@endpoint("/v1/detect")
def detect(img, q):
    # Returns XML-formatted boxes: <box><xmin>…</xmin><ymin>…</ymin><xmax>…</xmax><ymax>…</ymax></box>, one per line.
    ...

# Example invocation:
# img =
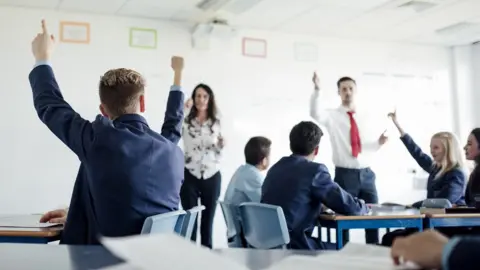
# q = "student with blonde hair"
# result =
<box><xmin>381</xmin><ymin>110</ymin><xmax>467</xmax><ymax>246</ymax></box>
<box><xmin>388</xmin><ymin>110</ymin><xmax>466</xmax><ymax>208</ymax></box>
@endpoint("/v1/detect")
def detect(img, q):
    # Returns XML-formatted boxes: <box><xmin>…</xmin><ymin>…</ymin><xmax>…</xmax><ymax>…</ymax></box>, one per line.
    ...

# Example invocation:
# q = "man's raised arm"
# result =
<box><xmin>161</xmin><ymin>56</ymin><xmax>185</xmax><ymax>144</ymax></box>
<box><xmin>309</xmin><ymin>72</ymin><xmax>330</xmax><ymax>126</ymax></box>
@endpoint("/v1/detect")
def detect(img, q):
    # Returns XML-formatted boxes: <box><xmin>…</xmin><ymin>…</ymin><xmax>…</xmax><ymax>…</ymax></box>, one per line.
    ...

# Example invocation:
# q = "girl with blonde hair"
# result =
<box><xmin>381</xmin><ymin>110</ymin><xmax>467</xmax><ymax>246</ymax></box>
<box><xmin>388</xmin><ymin>110</ymin><xmax>467</xmax><ymax>208</ymax></box>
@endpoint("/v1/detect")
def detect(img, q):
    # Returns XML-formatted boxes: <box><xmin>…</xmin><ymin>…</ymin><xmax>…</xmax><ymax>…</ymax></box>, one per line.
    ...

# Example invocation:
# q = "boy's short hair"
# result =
<box><xmin>244</xmin><ymin>136</ymin><xmax>272</xmax><ymax>166</ymax></box>
<box><xmin>99</xmin><ymin>68</ymin><xmax>146</xmax><ymax>117</ymax></box>
<box><xmin>289</xmin><ymin>121</ymin><xmax>323</xmax><ymax>156</ymax></box>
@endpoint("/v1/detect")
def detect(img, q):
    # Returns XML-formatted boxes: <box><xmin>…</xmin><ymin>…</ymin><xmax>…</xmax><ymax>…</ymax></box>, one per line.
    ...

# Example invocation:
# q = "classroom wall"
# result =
<box><xmin>0</xmin><ymin>6</ymin><xmax>453</xmax><ymax>246</ymax></box>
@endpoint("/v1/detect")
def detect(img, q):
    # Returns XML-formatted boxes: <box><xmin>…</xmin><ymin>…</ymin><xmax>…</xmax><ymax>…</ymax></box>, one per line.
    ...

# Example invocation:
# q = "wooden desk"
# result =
<box><xmin>0</xmin><ymin>215</ymin><xmax>63</xmax><ymax>244</ymax></box>
<box><xmin>425</xmin><ymin>213</ymin><xmax>480</xmax><ymax>228</ymax></box>
<box><xmin>318</xmin><ymin>209</ymin><xmax>424</xmax><ymax>249</ymax></box>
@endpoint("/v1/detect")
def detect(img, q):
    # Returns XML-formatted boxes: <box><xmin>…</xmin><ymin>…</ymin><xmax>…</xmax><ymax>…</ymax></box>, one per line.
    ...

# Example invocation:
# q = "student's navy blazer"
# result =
<box><xmin>400</xmin><ymin>134</ymin><xmax>466</xmax><ymax>207</ymax></box>
<box><xmin>261</xmin><ymin>155</ymin><xmax>368</xmax><ymax>250</ymax></box>
<box><xmin>444</xmin><ymin>237</ymin><xmax>480</xmax><ymax>270</ymax></box>
<box><xmin>29</xmin><ymin>65</ymin><xmax>185</xmax><ymax>245</ymax></box>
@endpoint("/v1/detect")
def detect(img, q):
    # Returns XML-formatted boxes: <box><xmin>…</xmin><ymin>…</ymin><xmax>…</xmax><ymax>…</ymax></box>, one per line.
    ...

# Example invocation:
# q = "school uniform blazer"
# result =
<box><xmin>443</xmin><ymin>237</ymin><xmax>480</xmax><ymax>270</ymax></box>
<box><xmin>29</xmin><ymin>64</ymin><xmax>185</xmax><ymax>245</ymax></box>
<box><xmin>400</xmin><ymin>134</ymin><xmax>466</xmax><ymax>208</ymax></box>
<box><xmin>261</xmin><ymin>155</ymin><xmax>368</xmax><ymax>250</ymax></box>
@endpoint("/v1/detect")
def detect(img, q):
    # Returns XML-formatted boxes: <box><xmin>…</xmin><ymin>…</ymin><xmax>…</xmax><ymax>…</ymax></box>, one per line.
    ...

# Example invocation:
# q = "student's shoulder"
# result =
<box><xmin>445</xmin><ymin>166</ymin><xmax>467</xmax><ymax>180</ymax></box>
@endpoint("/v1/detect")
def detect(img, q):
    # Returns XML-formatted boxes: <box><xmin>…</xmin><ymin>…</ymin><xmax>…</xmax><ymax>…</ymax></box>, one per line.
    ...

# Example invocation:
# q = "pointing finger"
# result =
<box><xmin>41</xmin><ymin>19</ymin><xmax>48</xmax><ymax>34</ymax></box>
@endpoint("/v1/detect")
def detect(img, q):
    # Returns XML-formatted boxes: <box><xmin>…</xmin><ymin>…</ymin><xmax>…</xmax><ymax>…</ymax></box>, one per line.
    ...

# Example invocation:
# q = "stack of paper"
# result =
<box><xmin>0</xmin><ymin>215</ymin><xmax>61</xmax><ymax>228</ymax></box>
<box><xmin>266</xmin><ymin>243</ymin><xmax>420</xmax><ymax>270</ymax></box>
<box><xmin>100</xmin><ymin>233</ymin><xmax>250</xmax><ymax>270</ymax></box>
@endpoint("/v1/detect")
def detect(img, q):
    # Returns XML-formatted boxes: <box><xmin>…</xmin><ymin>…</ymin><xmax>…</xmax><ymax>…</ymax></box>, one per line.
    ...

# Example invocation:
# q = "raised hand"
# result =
<box><xmin>312</xmin><ymin>72</ymin><xmax>320</xmax><ymax>90</ymax></box>
<box><xmin>388</xmin><ymin>109</ymin><xmax>397</xmax><ymax>123</ymax></box>
<box><xmin>32</xmin><ymin>19</ymin><xmax>55</xmax><ymax>61</ymax></box>
<box><xmin>171</xmin><ymin>56</ymin><xmax>184</xmax><ymax>86</ymax></box>
<box><xmin>378</xmin><ymin>130</ymin><xmax>388</xmax><ymax>145</ymax></box>
<box><xmin>171</xmin><ymin>56</ymin><xmax>184</xmax><ymax>72</ymax></box>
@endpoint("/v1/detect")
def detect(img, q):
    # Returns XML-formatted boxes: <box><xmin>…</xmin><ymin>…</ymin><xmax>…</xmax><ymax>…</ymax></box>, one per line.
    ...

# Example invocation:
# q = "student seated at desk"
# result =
<box><xmin>224</xmin><ymin>136</ymin><xmax>271</xmax><ymax>205</ymax></box>
<box><xmin>388</xmin><ymin>110</ymin><xmax>467</xmax><ymax>208</ymax></box>
<box><xmin>30</xmin><ymin>20</ymin><xmax>185</xmax><ymax>245</ymax></box>
<box><xmin>261</xmin><ymin>121</ymin><xmax>368</xmax><ymax>250</ymax></box>
<box><xmin>381</xmin><ymin>111</ymin><xmax>467</xmax><ymax>246</ymax></box>
<box><xmin>391</xmin><ymin>230</ymin><xmax>480</xmax><ymax>270</ymax></box>
<box><xmin>464</xmin><ymin>128</ymin><xmax>480</xmax><ymax>207</ymax></box>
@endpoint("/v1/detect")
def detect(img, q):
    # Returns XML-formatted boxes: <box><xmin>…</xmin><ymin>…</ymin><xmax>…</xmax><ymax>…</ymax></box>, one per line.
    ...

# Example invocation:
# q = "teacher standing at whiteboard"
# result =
<box><xmin>181</xmin><ymin>83</ymin><xmax>224</xmax><ymax>249</ymax></box>
<box><xmin>309</xmin><ymin>72</ymin><xmax>388</xmax><ymax>245</ymax></box>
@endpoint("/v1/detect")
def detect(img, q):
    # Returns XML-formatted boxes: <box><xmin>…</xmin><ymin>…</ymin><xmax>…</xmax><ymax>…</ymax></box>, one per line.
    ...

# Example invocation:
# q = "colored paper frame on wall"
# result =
<box><xmin>59</xmin><ymin>21</ymin><xmax>90</xmax><ymax>44</ymax></box>
<box><xmin>242</xmin><ymin>37</ymin><xmax>267</xmax><ymax>58</ymax></box>
<box><xmin>129</xmin><ymin>28</ymin><xmax>158</xmax><ymax>49</ymax></box>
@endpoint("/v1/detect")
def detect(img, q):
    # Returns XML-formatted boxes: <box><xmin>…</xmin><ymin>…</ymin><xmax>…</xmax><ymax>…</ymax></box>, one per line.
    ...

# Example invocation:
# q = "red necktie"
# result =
<box><xmin>347</xmin><ymin>111</ymin><xmax>361</xmax><ymax>157</ymax></box>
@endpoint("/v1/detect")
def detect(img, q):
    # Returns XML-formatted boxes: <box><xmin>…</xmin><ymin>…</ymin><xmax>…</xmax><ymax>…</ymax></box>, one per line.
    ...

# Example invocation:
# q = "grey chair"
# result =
<box><xmin>238</xmin><ymin>202</ymin><xmax>290</xmax><ymax>249</ymax></box>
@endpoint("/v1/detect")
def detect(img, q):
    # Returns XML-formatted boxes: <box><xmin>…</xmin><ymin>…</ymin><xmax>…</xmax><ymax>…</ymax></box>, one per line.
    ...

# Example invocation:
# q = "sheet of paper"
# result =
<box><xmin>267</xmin><ymin>243</ymin><xmax>420</xmax><ymax>270</ymax></box>
<box><xmin>0</xmin><ymin>215</ymin><xmax>61</xmax><ymax>228</ymax></box>
<box><xmin>100</xmin><ymin>233</ymin><xmax>250</xmax><ymax>270</ymax></box>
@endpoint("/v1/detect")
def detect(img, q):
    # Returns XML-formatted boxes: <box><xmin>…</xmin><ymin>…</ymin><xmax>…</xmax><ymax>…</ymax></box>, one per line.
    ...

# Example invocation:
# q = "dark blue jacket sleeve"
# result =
<box><xmin>445</xmin><ymin>237</ymin><xmax>480</xmax><ymax>270</ymax></box>
<box><xmin>28</xmin><ymin>65</ymin><xmax>93</xmax><ymax>161</ymax></box>
<box><xmin>311</xmin><ymin>165</ymin><xmax>368</xmax><ymax>215</ymax></box>
<box><xmin>161</xmin><ymin>87</ymin><xmax>184</xmax><ymax>144</ymax></box>
<box><xmin>400</xmin><ymin>134</ymin><xmax>434</xmax><ymax>173</ymax></box>
<box><xmin>436</xmin><ymin>169</ymin><xmax>466</xmax><ymax>205</ymax></box>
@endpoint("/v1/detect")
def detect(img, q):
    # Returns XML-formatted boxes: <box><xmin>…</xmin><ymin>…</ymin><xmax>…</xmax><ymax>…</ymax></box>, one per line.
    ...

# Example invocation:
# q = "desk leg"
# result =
<box><xmin>336</xmin><ymin>228</ymin><xmax>343</xmax><ymax>250</ymax></box>
<box><xmin>327</xmin><ymin>228</ymin><xmax>331</xmax><ymax>243</ymax></box>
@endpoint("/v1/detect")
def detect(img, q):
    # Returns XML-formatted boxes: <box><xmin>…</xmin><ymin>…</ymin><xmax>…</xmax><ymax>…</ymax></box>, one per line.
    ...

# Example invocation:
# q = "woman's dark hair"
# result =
<box><xmin>186</xmin><ymin>84</ymin><xmax>218</xmax><ymax>125</ymax></box>
<box><xmin>471</xmin><ymin>128</ymin><xmax>480</xmax><ymax>165</ymax></box>
<box><xmin>468</xmin><ymin>128</ymin><xmax>480</xmax><ymax>205</ymax></box>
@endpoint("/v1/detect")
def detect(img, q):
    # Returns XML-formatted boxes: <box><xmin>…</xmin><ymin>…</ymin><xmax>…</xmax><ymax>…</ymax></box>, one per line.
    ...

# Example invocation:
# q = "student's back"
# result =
<box><xmin>80</xmin><ymin>115</ymin><xmax>184</xmax><ymax>237</ymax></box>
<box><xmin>224</xmin><ymin>136</ymin><xmax>272</xmax><ymax>205</ymax></box>
<box><xmin>261</xmin><ymin>121</ymin><xmax>367</xmax><ymax>250</ymax></box>
<box><xmin>29</xmin><ymin>27</ymin><xmax>186</xmax><ymax>245</ymax></box>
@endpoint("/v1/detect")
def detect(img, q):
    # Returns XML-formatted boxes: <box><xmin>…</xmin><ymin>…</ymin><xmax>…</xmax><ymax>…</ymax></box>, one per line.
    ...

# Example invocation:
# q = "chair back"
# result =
<box><xmin>218</xmin><ymin>201</ymin><xmax>244</xmax><ymax>247</ymax></box>
<box><xmin>141</xmin><ymin>210</ymin><xmax>186</xmax><ymax>235</ymax></box>
<box><xmin>238</xmin><ymin>202</ymin><xmax>290</xmax><ymax>249</ymax></box>
<box><xmin>422</xmin><ymin>198</ymin><xmax>452</xmax><ymax>209</ymax></box>
<box><xmin>181</xmin><ymin>205</ymin><xmax>206</xmax><ymax>238</ymax></box>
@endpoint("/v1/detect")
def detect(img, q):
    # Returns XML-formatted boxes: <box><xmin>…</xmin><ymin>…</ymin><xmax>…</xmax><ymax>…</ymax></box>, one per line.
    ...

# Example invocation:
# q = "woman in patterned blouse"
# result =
<box><xmin>181</xmin><ymin>83</ymin><xmax>224</xmax><ymax>248</ymax></box>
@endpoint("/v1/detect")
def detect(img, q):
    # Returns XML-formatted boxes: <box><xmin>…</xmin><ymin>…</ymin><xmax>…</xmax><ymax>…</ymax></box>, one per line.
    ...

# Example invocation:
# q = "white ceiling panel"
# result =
<box><xmin>333</xmin><ymin>7</ymin><xmax>417</xmax><ymax>38</ymax></box>
<box><xmin>388</xmin><ymin>0</ymin><xmax>480</xmax><ymax>40</ymax></box>
<box><xmin>227</xmin><ymin>0</ymin><xmax>321</xmax><ymax>29</ymax></box>
<box><xmin>278</xmin><ymin>4</ymin><xmax>363</xmax><ymax>35</ymax></box>
<box><xmin>309</xmin><ymin>0</ymin><xmax>394</xmax><ymax>10</ymax></box>
<box><xmin>116</xmin><ymin>0</ymin><xmax>200</xmax><ymax>19</ymax></box>
<box><xmin>0</xmin><ymin>0</ymin><xmax>60</xmax><ymax>9</ymax></box>
<box><xmin>58</xmin><ymin>0</ymin><xmax>127</xmax><ymax>14</ymax></box>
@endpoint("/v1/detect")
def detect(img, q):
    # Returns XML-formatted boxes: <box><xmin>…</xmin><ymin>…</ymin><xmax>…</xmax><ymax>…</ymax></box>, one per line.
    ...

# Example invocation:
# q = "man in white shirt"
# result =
<box><xmin>309</xmin><ymin>72</ymin><xmax>388</xmax><ymax>245</ymax></box>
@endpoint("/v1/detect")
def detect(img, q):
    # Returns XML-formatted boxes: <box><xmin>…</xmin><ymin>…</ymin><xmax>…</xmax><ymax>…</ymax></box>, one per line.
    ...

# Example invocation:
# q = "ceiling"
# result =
<box><xmin>2</xmin><ymin>0</ymin><xmax>480</xmax><ymax>46</ymax></box>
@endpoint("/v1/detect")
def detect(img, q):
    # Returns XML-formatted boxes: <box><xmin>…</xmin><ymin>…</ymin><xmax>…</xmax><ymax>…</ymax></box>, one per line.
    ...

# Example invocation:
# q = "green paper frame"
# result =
<box><xmin>129</xmin><ymin>27</ymin><xmax>157</xmax><ymax>49</ymax></box>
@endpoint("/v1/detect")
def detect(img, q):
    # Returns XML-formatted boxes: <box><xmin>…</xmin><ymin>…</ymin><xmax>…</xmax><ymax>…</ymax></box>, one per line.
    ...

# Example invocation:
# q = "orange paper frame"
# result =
<box><xmin>59</xmin><ymin>21</ymin><xmax>90</xmax><ymax>44</ymax></box>
<box><xmin>242</xmin><ymin>37</ymin><xmax>267</xmax><ymax>58</ymax></box>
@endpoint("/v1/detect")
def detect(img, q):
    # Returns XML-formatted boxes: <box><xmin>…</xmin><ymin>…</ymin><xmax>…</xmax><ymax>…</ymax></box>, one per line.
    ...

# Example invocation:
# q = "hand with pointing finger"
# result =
<box><xmin>378</xmin><ymin>130</ymin><xmax>388</xmax><ymax>146</ymax></box>
<box><xmin>388</xmin><ymin>109</ymin><xmax>398</xmax><ymax>125</ymax></box>
<box><xmin>312</xmin><ymin>72</ymin><xmax>320</xmax><ymax>90</ymax></box>
<box><xmin>31</xmin><ymin>19</ymin><xmax>55</xmax><ymax>62</ymax></box>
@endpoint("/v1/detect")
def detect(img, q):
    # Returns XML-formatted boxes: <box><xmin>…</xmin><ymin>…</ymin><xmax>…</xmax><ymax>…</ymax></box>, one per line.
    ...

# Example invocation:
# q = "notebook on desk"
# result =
<box><xmin>0</xmin><ymin>215</ymin><xmax>62</xmax><ymax>228</ymax></box>
<box><xmin>445</xmin><ymin>207</ymin><xmax>480</xmax><ymax>214</ymax></box>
